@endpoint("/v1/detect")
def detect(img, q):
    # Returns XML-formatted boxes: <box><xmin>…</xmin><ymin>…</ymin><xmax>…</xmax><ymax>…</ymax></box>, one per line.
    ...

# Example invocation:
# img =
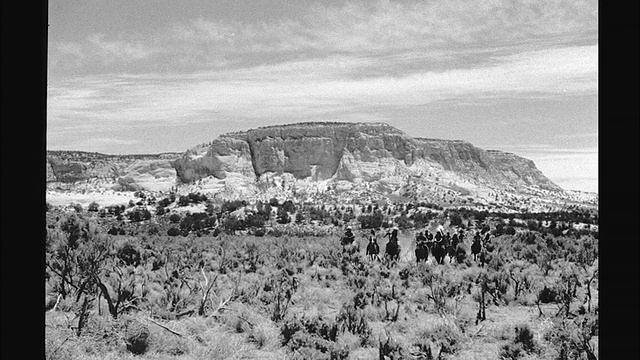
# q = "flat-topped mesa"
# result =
<box><xmin>47</xmin><ymin>122</ymin><xmax>564</xmax><ymax>195</ymax></box>
<box><xmin>171</xmin><ymin>122</ymin><xmax>563</xmax><ymax>192</ymax></box>
<box><xmin>174</xmin><ymin>122</ymin><xmax>416</xmax><ymax>182</ymax></box>
<box><xmin>47</xmin><ymin>150</ymin><xmax>181</xmax><ymax>184</ymax></box>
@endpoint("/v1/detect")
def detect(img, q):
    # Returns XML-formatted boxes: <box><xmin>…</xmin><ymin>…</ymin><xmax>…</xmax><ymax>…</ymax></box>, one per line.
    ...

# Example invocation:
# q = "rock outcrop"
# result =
<box><xmin>171</xmin><ymin>122</ymin><xmax>562</xmax><ymax>193</ymax></box>
<box><xmin>46</xmin><ymin>122</ymin><xmax>563</xmax><ymax>196</ymax></box>
<box><xmin>46</xmin><ymin>151</ymin><xmax>181</xmax><ymax>192</ymax></box>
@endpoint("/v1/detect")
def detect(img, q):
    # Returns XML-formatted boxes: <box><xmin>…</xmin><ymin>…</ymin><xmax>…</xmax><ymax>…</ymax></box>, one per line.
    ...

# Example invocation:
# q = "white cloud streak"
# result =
<box><xmin>47</xmin><ymin>44</ymin><xmax>597</xmax><ymax>135</ymax></box>
<box><xmin>48</xmin><ymin>0</ymin><xmax>598</xmax><ymax>75</ymax></box>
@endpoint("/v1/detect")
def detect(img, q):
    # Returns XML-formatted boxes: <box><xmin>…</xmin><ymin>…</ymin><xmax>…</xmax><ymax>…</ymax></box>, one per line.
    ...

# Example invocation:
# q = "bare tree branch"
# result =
<box><xmin>145</xmin><ymin>317</ymin><xmax>185</xmax><ymax>337</ymax></box>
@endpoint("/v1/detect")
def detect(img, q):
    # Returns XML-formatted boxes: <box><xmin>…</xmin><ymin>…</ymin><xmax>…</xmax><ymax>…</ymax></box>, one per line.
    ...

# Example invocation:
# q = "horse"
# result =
<box><xmin>431</xmin><ymin>240</ymin><xmax>446</xmax><ymax>265</ymax></box>
<box><xmin>385</xmin><ymin>239</ymin><xmax>401</xmax><ymax>263</ymax></box>
<box><xmin>366</xmin><ymin>240</ymin><xmax>380</xmax><ymax>261</ymax></box>
<box><xmin>479</xmin><ymin>247</ymin><xmax>490</xmax><ymax>267</ymax></box>
<box><xmin>471</xmin><ymin>238</ymin><xmax>482</xmax><ymax>261</ymax></box>
<box><xmin>445</xmin><ymin>242</ymin><xmax>457</xmax><ymax>263</ymax></box>
<box><xmin>451</xmin><ymin>234</ymin><xmax>460</xmax><ymax>249</ymax></box>
<box><xmin>341</xmin><ymin>234</ymin><xmax>355</xmax><ymax>246</ymax></box>
<box><xmin>415</xmin><ymin>243</ymin><xmax>429</xmax><ymax>263</ymax></box>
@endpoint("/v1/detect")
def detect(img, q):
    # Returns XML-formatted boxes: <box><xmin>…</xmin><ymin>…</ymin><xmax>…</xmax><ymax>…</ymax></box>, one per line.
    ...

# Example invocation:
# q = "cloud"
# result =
<box><xmin>48</xmin><ymin>0</ymin><xmax>598</xmax><ymax>75</ymax></box>
<box><xmin>47</xmin><ymin>43</ymin><xmax>597</xmax><ymax>136</ymax></box>
<box><xmin>86</xmin><ymin>34</ymin><xmax>156</xmax><ymax>63</ymax></box>
<box><xmin>553</xmin><ymin>132</ymin><xmax>598</xmax><ymax>140</ymax></box>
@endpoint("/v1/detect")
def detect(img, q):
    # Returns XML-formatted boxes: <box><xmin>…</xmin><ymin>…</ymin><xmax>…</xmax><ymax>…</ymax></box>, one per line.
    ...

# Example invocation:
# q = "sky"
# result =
<box><xmin>46</xmin><ymin>0</ymin><xmax>598</xmax><ymax>193</ymax></box>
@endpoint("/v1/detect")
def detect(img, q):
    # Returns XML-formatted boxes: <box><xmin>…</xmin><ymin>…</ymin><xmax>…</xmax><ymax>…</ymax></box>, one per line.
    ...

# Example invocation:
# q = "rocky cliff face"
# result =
<box><xmin>172</xmin><ymin>123</ymin><xmax>418</xmax><ymax>182</ymax></box>
<box><xmin>46</xmin><ymin>122</ymin><xmax>563</xmax><ymax>196</ymax></box>
<box><xmin>47</xmin><ymin>151</ymin><xmax>181</xmax><ymax>191</ymax></box>
<box><xmin>413</xmin><ymin>139</ymin><xmax>561</xmax><ymax>191</ymax></box>
<box><xmin>171</xmin><ymin>122</ymin><xmax>562</xmax><ymax>192</ymax></box>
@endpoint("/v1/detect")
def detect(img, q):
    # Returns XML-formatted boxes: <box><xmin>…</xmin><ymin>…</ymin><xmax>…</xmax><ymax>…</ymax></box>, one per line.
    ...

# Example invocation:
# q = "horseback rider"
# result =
<box><xmin>385</xmin><ymin>226</ymin><xmax>401</xmax><ymax>262</ymax></box>
<box><xmin>385</xmin><ymin>226</ymin><xmax>399</xmax><ymax>242</ymax></box>
<box><xmin>366</xmin><ymin>229</ymin><xmax>380</xmax><ymax>260</ymax></box>
<box><xmin>342</xmin><ymin>226</ymin><xmax>355</xmax><ymax>245</ymax></box>
<box><xmin>426</xmin><ymin>230</ymin><xmax>434</xmax><ymax>242</ymax></box>
<box><xmin>435</xmin><ymin>230</ymin><xmax>443</xmax><ymax>244</ymax></box>
<box><xmin>415</xmin><ymin>230</ymin><xmax>429</xmax><ymax>263</ymax></box>
<box><xmin>451</xmin><ymin>232</ymin><xmax>459</xmax><ymax>248</ymax></box>
<box><xmin>471</xmin><ymin>231</ymin><xmax>482</xmax><ymax>261</ymax></box>
<box><xmin>483</xmin><ymin>232</ymin><xmax>491</xmax><ymax>245</ymax></box>
<box><xmin>458</xmin><ymin>229</ymin><xmax>465</xmax><ymax>243</ymax></box>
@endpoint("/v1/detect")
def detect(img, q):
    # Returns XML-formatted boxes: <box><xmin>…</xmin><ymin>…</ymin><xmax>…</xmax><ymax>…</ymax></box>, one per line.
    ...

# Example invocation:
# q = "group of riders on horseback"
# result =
<box><xmin>341</xmin><ymin>225</ymin><xmax>492</xmax><ymax>265</ymax></box>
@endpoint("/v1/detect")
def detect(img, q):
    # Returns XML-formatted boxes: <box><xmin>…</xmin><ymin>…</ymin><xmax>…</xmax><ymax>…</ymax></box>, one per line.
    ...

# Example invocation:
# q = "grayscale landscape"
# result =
<box><xmin>46</xmin><ymin>1</ymin><xmax>598</xmax><ymax>359</ymax></box>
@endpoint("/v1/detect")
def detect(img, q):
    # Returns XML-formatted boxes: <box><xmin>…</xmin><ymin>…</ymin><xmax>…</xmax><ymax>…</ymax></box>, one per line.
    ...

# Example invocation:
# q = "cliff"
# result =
<box><xmin>171</xmin><ymin>122</ymin><xmax>562</xmax><ymax>192</ymax></box>
<box><xmin>46</xmin><ymin>122</ymin><xmax>563</xmax><ymax>197</ymax></box>
<box><xmin>46</xmin><ymin>151</ymin><xmax>181</xmax><ymax>191</ymax></box>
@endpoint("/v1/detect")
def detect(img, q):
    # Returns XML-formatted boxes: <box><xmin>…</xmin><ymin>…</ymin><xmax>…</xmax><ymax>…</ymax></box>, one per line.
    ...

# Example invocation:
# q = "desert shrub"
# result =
<box><xmin>245</xmin><ymin>211</ymin><xmax>266</xmax><ymax>229</ymax></box>
<box><xmin>123</xmin><ymin>318</ymin><xmax>150</xmax><ymax>355</ymax></box>
<box><xmin>424</xmin><ymin>323</ymin><xmax>464</xmax><ymax>357</ymax></box>
<box><xmin>281</xmin><ymin>200</ymin><xmax>296</xmax><ymax>213</ymax></box>
<box><xmin>419</xmin><ymin>266</ymin><xmax>465</xmax><ymax>315</ymax></box>
<box><xmin>544</xmin><ymin>314</ymin><xmax>598</xmax><ymax>360</ymax></box>
<box><xmin>128</xmin><ymin>208</ymin><xmax>151</xmax><ymax>222</ymax></box>
<box><xmin>117</xmin><ymin>243</ymin><xmax>141</xmax><ymax>266</ymax></box>
<box><xmin>281</xmin><ymin>315</ymin><xmax>347</xmax><ymax>359</ymax></box>
<box><xmin>449</xmin><ymin>213</ymin><xmax>463</xmax><ymax>227</ymax></box>
<box><xmin>499</xmin><ymin>324</ymin><xmax>538</xmax><ymax>359</ymax></box>
<box><xmin>378</xmin><ymin>331</ymin><xmax>404</xmax><ymax>360</ymax></box>
<box><xmin>262</xmin><ymin>269</ymin><xmax>299</xmax><ymax>322</ymax></box>
<box><xmin>179</xmin><ymin>212</ymin><xmax>215</xmax><ymax>232</ymax></box>
<box><xmin>177</xmin><ymin>195</ymin><xmax>190</xmax><ymax>206</ymax></box>
<box><xmin>223</xmin><ymin>215</ymin><xmax>246</xmax><ymax>234</ymax></box>
<box><xmin>221</xmin><ymin>199</ymin><xmax>246</xmax><ymax>213</ymax></box>
<box><xmin>108</xmin><ymin>226</ymin><xmax>125</xmax><ymax>235</ymax></box>
<box><xmin>336</xmin><ymin>300</ymin><xmax>372</xmax><ymax>345</ymax></box>
<box><xmin>357</xmin><ymin>210</ymin><xmax>385</xmax><ymax>229</ymax></box>
<box><xmin>88</xmin><ymin>201</ymin><xmax>100</xmax><ymax>212</ymax></box>
<box><xmin>277</xmin><ymin>207</ymin><xmax>291</xmax><ymax>224</ymax></box>
<box><xmin>167</xmin><ymin>227</ymin><xmax>181</xmax><ymax>237</ymax></box>
<box><xmin>158</xmin><ymin>197</ymin><xmax>172</xmax><ymax>207</ymax></box>
<box><xmin>169</xmin><ymin>213</ymin><xmax>181</xmax><ymax>223</ymax></box>
<box><xmin>188</xmin><ymin>192</ymin><xmax>207</xmax><ymax>203</ymax></box>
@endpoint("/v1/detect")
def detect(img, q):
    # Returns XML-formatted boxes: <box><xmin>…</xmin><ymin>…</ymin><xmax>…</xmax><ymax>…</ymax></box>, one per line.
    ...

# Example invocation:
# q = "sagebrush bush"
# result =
<box><xmin>378</xmin><ymin>331</ymin><xmax>404</xmax><ymax>360</ymax></box>
<box><xmin>117</xmin><ymin>243</ymin><xmax>141</xmax><ymax>266</ymax></box>
<box><xmin>419</xmin><ymin>323</ymin><xmax>464</xmax><ymax>357</ymax></box>
<box><xmin>281</xmin><ymin>315</ymin><xmax>348</xmax><ymax>359</ymax></box>
<box><xmin>538</xmin><ymin>286</ymin><xmax>559</xmax><ymax>304</ymax></box>
<box><xmin>123</xmin><ymin>318</ymin><xmax>150</xmax><ymax>355</ymax></box>
<box><xmin>499</xmin><ymin>324</ymin><xmax>538</xmax><ymax>359</ymax></box>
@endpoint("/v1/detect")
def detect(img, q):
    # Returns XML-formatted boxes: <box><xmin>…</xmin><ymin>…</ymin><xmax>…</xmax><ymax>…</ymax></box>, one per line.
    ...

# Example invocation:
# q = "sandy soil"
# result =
<box><xmin>46</xmin><ymin>190</ymin><xmax>138</xmax><ymax>208</ymax></box>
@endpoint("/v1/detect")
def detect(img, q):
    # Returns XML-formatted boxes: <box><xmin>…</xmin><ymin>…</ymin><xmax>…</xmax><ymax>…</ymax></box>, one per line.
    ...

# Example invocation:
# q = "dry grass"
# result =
<box><xmin>45</xmin><ymin>230</ymin><xmax>598</xmax><ymax>359</ymax></box>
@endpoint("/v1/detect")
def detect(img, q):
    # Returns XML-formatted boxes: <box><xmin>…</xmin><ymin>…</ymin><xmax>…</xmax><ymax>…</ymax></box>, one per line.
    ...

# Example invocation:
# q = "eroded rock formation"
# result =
<box><xmin>46</xmin><ymin>122</ymin><xmax>563</xmax><ymax>194</ymax></box>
